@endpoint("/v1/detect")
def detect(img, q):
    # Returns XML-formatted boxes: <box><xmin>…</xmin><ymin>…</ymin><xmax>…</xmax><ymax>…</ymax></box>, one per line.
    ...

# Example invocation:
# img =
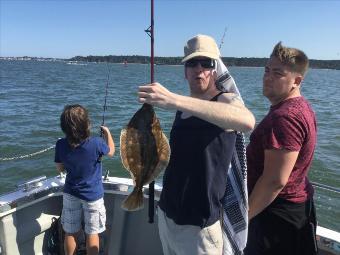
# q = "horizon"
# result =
<box><xmin>2</xmin><ymin>55</ymin><xmax>339</xmax><ymax>62</ymax></box>
<box><xmin>1</xmin><ymin>0</ymin><xmax>340</xmax><ymax>60</ymax></box>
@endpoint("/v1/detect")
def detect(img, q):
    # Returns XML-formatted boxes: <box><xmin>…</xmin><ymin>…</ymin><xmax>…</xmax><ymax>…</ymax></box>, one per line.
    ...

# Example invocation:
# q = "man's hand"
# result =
<box><xmin>138</xmin><ymin>82</ymin><xmax>177</xmax><ymax>109</ymax></box>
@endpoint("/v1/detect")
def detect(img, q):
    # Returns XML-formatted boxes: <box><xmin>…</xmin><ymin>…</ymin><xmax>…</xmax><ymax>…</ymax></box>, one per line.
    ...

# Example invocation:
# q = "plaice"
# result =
<box><xmin>120</xmin><ymin>103</ymin><xmax>170</xmax><ymax>211</ymax></box>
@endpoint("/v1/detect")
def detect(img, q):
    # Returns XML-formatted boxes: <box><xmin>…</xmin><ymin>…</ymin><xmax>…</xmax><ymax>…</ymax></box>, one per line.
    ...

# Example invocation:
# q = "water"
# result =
<box><xmin>0</xmin><ymin>60</ymin><xmax>339</xmax><ymax>231</ymax></box>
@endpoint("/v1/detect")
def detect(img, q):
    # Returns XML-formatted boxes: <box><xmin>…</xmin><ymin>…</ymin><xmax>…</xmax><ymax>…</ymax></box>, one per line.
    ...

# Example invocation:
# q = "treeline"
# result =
<box><xmin>69</xmin><ymin>55</ymin><xmax>340</xmax><ymax>70</ymax></box>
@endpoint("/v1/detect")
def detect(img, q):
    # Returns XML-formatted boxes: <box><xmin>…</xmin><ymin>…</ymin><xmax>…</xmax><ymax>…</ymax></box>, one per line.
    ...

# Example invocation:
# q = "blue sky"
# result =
<box><xmin>1</xmin><ymin>0</ymin><xmax>339</xmax><ymax>60</ymax></box>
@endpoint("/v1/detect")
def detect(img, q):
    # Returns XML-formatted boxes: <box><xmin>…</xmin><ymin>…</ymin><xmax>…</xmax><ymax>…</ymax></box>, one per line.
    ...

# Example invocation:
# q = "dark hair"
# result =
<box><xmin>60</xmin><ymin>104</ymin><xmax>90</xmax><ymax>148</ymax></box>
<box><xmin>271</xmin><ymin>42</ymin><xmax>309</xmax><ymax>76</ymax></box>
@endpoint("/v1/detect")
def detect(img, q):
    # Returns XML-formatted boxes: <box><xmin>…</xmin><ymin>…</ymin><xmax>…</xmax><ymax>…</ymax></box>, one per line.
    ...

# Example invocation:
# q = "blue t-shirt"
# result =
<box><xmin>54</xmin><ymin>137</ymin><xmax>109</xmax><ymax>201</ymax></box>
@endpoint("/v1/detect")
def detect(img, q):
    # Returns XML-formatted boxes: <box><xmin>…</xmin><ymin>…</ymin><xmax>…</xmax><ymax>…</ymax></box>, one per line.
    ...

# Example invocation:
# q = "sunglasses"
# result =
<box><xmin>185</xmin><ymin>58</ymin><xmax>215</xmax><ymax>69</ymax></box>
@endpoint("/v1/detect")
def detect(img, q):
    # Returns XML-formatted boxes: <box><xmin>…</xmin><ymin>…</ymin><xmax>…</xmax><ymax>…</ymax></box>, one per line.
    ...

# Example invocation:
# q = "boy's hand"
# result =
<box><xmin>100</xmin><ymin>126</ymin><xmax>110</xmax><ymax>134</ymax></box>
<box><xmin>56</xmin><ymin>163</ymin><xmax>65</xmax><ymax>173</ymax></box>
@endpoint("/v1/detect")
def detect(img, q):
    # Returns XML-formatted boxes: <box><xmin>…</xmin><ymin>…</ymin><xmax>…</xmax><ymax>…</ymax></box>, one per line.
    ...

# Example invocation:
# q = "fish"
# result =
<box><xmin>120</xmin><ymin>103</ymin><xmax>170</xmax><ymax>211</ymax></box>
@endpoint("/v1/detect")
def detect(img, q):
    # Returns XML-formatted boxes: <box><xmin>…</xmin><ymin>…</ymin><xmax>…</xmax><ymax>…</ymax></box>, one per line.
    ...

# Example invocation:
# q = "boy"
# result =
<box><xmin>55</xmin><ymin>104</ymin><xmax>114</xmax><ymax>255</ymax></box>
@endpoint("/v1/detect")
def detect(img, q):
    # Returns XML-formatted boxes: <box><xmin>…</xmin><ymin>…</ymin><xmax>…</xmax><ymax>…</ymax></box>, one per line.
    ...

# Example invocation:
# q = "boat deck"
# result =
<box><xmin>0</xmin><ymin>176</ymin><xmax>338</xmax><ymax>254</ymax></box>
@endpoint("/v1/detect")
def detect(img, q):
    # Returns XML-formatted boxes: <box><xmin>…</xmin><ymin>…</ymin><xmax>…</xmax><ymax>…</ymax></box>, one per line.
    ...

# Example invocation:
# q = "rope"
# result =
<box><xmin>0</xmin><ymin>145</ymin><xmax>55</xmax><ymax>161</ymax></box>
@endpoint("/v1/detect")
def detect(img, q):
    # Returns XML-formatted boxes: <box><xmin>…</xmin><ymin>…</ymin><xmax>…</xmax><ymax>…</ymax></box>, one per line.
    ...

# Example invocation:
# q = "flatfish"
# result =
<box><xmin>120</xmin><ymin>103</ymin><xmax>170</xmax><ymax>211</ymax></box>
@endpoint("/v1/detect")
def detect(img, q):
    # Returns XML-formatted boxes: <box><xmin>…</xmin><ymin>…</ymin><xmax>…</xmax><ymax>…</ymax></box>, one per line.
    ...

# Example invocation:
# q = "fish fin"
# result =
<box><xmin>121</xmin><ymin>187</ymin><xmax>144</xmax><ymax>211</ymax></box>
<box><xmin>128</xmin><ymin>170</ymin><xmax>137</xmax><ymax>186</ymax></box>
<box><xmin>159</xmin><ymin>132</ymin><xmax>171</xmax><ymax>163</ymax></box>
<box><xmin>120</xmin><ymin>128</ymin><xmax>131</xmax><ymax>171</ymax></box>
<box><xmin>144</xmin><ymin>133</ymin><xmax>171</xmax><ymax>185</ymax></box>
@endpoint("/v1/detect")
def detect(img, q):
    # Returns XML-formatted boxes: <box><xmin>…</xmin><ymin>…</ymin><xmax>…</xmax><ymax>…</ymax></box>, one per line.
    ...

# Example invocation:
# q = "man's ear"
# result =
<box><xmin>212</xmin><ymin>69</ymin><xmax>218</xmax><ymax>80</ymax></box>
<box><xmin>293</xmin><ymin>75</ymin><xmax>303</xmax><ymax>88</ymax></box>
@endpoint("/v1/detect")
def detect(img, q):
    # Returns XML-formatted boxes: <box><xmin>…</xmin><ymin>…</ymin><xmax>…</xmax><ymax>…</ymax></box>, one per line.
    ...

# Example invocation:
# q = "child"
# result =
<box><xmin>55</xmin><ymin>104</ymin><xmax>115</xmax><ymax>255</ymax></box>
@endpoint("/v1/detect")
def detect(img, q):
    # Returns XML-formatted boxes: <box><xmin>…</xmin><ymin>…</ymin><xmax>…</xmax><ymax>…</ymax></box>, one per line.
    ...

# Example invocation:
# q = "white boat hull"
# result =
<box><xmin>0</xmin><ymin>176</ymin><xmax>338</xmax><ymax>254</ymax></box>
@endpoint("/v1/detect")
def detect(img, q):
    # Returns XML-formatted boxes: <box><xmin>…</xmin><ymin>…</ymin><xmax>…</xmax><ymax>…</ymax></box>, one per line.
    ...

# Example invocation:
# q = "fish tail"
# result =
<box><xmin>121</xmin><ymin>187</ymin><xmax>144</xmax><ymax>211</ymax></box>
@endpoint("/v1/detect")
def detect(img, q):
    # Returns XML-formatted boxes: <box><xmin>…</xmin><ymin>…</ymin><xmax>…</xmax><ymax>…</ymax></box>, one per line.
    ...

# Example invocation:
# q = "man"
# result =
<box><xmin>245</xmin><ymin>42</ymin><xmax>318</xmax><ymax>255</ymax></box>
<box><xmin>138</xmin><ymin>34</ymin><xmax>255</xmax><ymax>255</ymax></box>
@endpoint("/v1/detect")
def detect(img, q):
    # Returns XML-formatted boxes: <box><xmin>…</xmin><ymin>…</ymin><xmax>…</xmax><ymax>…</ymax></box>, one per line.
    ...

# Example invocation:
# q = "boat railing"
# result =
<box><xmin>16</xmin><ymin>175</ymin><xmax>47</xmax><ymax>192</ymax></box>
<box><xmin>311</xmin><ymin>181</ymin><xmax>340</xmax><ymax>255</ymax></box>
<box><xmin>311</xmin><ymin>181</ymin><xmax>340</xmax><ymax>194</ymax></box>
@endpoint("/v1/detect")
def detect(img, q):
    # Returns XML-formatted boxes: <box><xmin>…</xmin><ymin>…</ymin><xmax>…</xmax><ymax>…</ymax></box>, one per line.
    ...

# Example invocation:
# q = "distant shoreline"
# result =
<box><xmin>1</xmin><ymin>56</ymin><xmax>339</xmax><ymax>70</ymax></box>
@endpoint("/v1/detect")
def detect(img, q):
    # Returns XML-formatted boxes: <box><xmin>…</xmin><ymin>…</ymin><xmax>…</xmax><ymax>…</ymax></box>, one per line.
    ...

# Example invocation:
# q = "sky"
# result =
<box><xmin>1</xmin><ymin>0</ymin><xmax>340</xmax><ymax>60</ymax></box>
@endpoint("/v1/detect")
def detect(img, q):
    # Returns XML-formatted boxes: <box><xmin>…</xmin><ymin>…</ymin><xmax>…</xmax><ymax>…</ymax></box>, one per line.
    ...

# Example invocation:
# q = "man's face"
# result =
<box><xmin>263</xmin><ymin>56</ymin><xmax>302</xmax><ymax>105</ymax></box>
<box><xmin>184</xmin><ymin>57</ymin><xmax>216</xmax><ymax>97</ymax></box>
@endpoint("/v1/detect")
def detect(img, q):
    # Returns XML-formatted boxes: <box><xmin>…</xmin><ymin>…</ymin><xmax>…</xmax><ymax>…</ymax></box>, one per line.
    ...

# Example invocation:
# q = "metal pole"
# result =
<box><xmin>150</xmin><ymin>0</ymin><xmax>154</xmax><ymax>83</ymax></box>
<box><xmin>148</xmin><ymin>0</ymin><xmax>155</xmax><ymax>224</ymax></box>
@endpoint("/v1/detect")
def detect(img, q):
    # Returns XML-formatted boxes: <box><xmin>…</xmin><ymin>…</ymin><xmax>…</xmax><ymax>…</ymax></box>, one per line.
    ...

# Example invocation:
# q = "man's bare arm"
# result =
<box><xmin>248</xmin><ymin>149</ymin><xmax>299</xmax><ymax>220</ymax></box>
<box><xmin>138</xmin><ymin>83</ymin><xmax>255</xmax><ymax>132</ymax></box>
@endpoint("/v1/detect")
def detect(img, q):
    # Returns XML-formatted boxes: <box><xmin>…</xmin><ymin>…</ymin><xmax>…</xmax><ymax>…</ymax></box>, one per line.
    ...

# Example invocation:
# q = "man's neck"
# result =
<box><xmin>190</xmin><ymin>87</ymin><xmax>220</xmax><ymax>100</ymax></box>
<box><xmin>270</xmin><ymin>89</ymin><xmax>301</xmax><ymax>106</ymax></box>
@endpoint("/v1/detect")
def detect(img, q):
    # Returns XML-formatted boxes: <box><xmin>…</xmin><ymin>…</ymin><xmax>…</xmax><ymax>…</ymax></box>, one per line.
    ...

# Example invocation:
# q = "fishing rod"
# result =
<box><xmin>100</xmin><ymin>65</ymin><xmax>110</xmax><ymax>176</ymax></box>
<box><xmin>100</xmin><ymin>63</ymin><xmax>111</xmax><ymax>140</ymax></box>
<box><xmin>145</xmin><ymin>0</ymin><xmax>155</xmax><ymax>224</ymax></box>
<box><xmin>219</xmin><ymin>26</ymin><xmax>228</xmax><ymax>50</ymax></box>
<box><xmin>145</xmin><ymin>1</ymin><xmax>155</xmax><ymax>84</ymax></box>
<box><xmin>101</xmin><ymin>67</ymin><xmax>110</xmax><ymax>130</ymax></box>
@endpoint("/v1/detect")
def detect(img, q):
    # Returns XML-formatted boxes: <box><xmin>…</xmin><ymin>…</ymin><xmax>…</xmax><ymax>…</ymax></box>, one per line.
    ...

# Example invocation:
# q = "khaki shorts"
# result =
<box><xmin>61</xmin><ymin>193</ymin><xmax>106</xmax><ymax>235</ymax></box>
<box><xmin>158</xmin><ymin>208</ymin><xmax>223</xmax><ymax>255</ymax></box>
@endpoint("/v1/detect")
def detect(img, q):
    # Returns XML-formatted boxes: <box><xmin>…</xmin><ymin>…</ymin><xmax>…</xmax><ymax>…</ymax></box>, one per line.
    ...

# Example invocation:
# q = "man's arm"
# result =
<box><xmin>248</xmin><ymin>149</ymin><xmax>299</xmax><ymax>220</ymax></box>
<box><xmin>138</xmin><ymin>83</ymin><xmax>255</xmax><ymax>132</ymax></box>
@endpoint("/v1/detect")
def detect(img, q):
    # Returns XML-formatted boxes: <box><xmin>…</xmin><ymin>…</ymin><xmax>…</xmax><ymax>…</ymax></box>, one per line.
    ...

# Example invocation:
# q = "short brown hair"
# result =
<box><xmin>60</xmin><ymin>104</ymin><xmax>90</xmax><ymax>148</ymax></box>
<box><xmin>271</xmin><ymin>42</ymin><xmax>309</xmax><ymax>76</ymax></box>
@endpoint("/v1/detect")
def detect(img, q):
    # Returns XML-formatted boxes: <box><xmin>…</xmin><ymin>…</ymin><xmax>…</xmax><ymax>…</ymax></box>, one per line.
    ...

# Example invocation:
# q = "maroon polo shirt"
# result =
<box><xmin>247</xmin><ymin>96</ymin><xmax>317</xmax><ymax>203</ymax></box>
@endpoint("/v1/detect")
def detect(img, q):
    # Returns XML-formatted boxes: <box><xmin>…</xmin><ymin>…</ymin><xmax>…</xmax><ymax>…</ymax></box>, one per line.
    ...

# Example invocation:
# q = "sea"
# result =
<box><xmin>0</xmin><ymin>60</ymin><xmax>339</xmax><ymax>232</ymax></box>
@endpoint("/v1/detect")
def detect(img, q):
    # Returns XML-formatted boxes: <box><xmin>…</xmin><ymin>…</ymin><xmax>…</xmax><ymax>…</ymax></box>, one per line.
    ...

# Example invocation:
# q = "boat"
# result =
<box><xmin>0</xmin><ymin>175</ymin><xmax>163</xmax><ymax>255</ymax></box>
<box><xmin>1</xmin><ymin>0</ymin><xmax>339</xmax><ymax>253</ymax></box>
<box><xmin>0</xmin><ymin>174</ymin><xmax>339</xmax><ymax>255</ymax></box>
<box><xmin>66</xmin><ymin>61</ymin><xmax>87</xmax><ymax>66</ymax></box>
